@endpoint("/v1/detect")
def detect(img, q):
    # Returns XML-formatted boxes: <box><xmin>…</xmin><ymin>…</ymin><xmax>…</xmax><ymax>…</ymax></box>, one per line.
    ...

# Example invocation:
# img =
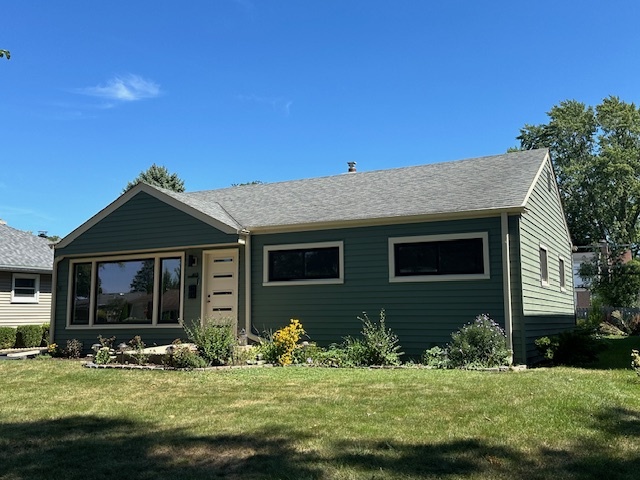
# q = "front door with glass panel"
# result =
<box><xmin>202</xmin><ymin>249</ymin><xmax>239</xmax><ymax>327</ymax></box>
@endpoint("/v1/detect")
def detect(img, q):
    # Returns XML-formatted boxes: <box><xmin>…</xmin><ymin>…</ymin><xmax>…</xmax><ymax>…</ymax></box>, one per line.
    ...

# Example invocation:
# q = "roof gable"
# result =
<box><xmin>0</xmin><ymin>223</ymin><xmax>54</xmax><ymax>272</ymax></box>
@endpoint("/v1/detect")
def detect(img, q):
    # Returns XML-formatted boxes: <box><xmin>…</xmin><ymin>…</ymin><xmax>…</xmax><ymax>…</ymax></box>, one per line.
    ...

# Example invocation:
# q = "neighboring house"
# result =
<box><xmin>572</xmin><ymin>250</ymin><xmax>595</xmax><ymax>309</ymax></box>
<box><xmin>0</xmin><ymin>221</ymin><xmax>54</xmax><ymax>328</ymax></box>
<box><xmin>51</xmin><ymin>149</ymin><xmax>575</xmax><ymax>363</ymax></box>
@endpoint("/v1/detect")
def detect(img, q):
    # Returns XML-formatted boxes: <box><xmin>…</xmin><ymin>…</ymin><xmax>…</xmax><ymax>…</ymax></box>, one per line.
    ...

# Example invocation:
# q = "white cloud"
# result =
<box><xmin>238</xmin><ymin>94</ymin><xmax>293</xmax><ymax>116</ymax></box>
<box><xmin>78</xmin><ymin>74</ymin><xmax>161</xmax><ymax>101</ymax></box>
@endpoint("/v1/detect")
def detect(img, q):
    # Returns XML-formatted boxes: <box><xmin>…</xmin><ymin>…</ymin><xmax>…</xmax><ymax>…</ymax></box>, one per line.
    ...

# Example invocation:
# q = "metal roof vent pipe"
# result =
<box><xmin>347</xmin><ymin>161</ymin><xmax>357</xmax><ymax>173</ymax></box>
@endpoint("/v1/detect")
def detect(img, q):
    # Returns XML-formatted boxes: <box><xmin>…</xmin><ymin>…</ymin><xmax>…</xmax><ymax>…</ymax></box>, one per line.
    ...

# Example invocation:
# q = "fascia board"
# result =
<box><xmin>247</xmin><ymin>206</ymin><xmax>526</xmax><ymax>235</ymax></box>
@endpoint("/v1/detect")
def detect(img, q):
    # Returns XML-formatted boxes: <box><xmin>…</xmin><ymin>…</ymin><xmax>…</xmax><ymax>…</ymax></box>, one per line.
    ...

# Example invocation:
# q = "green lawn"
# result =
<box><xmin>1</xmin><ymin>349</ymin><xmax>640</xmax><ymax>479</ymax></box>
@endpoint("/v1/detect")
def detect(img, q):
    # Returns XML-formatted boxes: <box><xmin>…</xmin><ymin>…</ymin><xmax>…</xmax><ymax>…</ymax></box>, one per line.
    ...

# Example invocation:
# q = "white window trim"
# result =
<box><xmin>388</xmin><ymin>232</ymin><xmax>490</xmax><ymax>283</ymax></box>
<box><xmin>540</xmin><ymin>244</ymin><xmax>549</xmax><ymax>287</ymax></box>
<box><xmin>66</xmin><ymin>252</ymin><xmax>185</xmax><ymax>329</ymax></box>
<box><xmin>558</xmin><ymin>255</ymin><xmax>566</xmax><ymax>292</ymax></box>
<box><xmin>263</xmin><ymin>241</ymin><xmax>344</xmax><ymax>286</ymax></box>
<box><xmin>11</xmin><ymin>273</ymin><xmax>40</xmax><ymax>304</ymax></box>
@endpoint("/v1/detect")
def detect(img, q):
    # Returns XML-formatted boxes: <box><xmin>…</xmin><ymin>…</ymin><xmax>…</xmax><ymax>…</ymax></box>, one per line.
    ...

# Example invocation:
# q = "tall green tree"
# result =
<box><xmin>123</xmin><ymin>164</ymin><xmax>185</xmax><ymax>193</ymax></box>
<box><xmin>516</xmin><ymin>96</ymin><xmax>640</xmax><ymax>250</ymax></box>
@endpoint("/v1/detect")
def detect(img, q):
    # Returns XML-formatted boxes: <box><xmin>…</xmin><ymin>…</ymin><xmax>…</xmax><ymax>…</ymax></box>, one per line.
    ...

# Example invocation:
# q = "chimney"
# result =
<box><xmin>347</xmin><ymin>161</ymin><xmax>357</xmax><ymax>173</ymax></box>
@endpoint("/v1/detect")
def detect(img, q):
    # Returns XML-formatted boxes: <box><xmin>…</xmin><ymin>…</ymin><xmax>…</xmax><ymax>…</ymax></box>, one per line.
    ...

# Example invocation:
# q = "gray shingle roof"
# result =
<box><xmin>0</xmin><ymin>223</ymin><xmax>54</xmax><ymax>272</ymax></box>
<box><xmin>175</xmin><ymin>149</ymin><xmax>548</xmax><ymax>230</ymax></box>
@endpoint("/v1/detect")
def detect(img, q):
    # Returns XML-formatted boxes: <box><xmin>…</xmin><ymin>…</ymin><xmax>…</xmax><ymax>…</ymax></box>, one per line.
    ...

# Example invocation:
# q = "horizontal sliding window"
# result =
<box><xmin>264</xmin><ymin>241</ymin><xmax>344</xmax><ymax>286</ymax></box>
<box><xmin>68</xmin><ymin>254</ymin><xmax>183</xmax><ymax>327</ymax></box>
<box><xmin>389</xmin><ymin>233</ymin><xmax>489</xmax><ymax>282</ymax></box>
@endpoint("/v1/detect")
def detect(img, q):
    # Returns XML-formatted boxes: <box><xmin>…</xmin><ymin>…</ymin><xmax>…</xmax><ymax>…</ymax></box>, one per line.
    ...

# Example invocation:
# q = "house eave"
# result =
<box><xmin>0</xmin><ymin>264</ymin><xmax>53</xmax><ymax>274</ymax></box>
<box><xmin>247</xmin><ymin>206</ymin><xmax>527</xmax><ymax>235</ymax></box>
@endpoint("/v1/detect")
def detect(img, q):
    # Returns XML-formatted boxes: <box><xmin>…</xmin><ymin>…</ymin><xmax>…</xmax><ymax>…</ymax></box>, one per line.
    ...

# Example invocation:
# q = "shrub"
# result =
<box><xmin>64</xmin><ymin>339</ymin><xmax>83</xmax><ymax>359</ymax></box>
<box><xmin>257</xmin><ymin>319</ymin><xmax>306</xmax><ymax>366</ymax></box>
<box><xmin>534</xmin><ymin>329</ymin><xmax>604</xmax><ymax>366</ymax></box>
<box><xmin>422</xmin><ymin>346</ymin><xmax>450</xmax><ymax>369</ymax></box>
<box><xmin>184</xmin><ymin>318</ymin><xmax>236</xmax><ymax>366</ymax></box>
<box><xmin>94</xmin><ymin>347</ymin><xmax>112</xmax><ymax>365</ymax></box>
<box><xmin>0</xmin><ymin>327</ymin><xmax>17</xmax><ymax>349</ymax></box>
<box><xmin>128</xmin><ymin>335</ymin><xmax>148</xmax><ymax>365</ymax></box>
<box><xmin>447</xmin><ymin>314</ymin><xmax>511</xmax><ymax>368</ymax></box>
<box><xmin>16</xmin><ymin>325</ymin><xmax>44</xmax><ymax>348</ymax></box>
<box><xmin>164</xmin><ymin>345</ymin><xmax>207</xmax><ymax>369</ymax></box>
<box><xmin>342</xmin><ymin>310</ymin><xmax>403</xmax><ymax>367</ymax></box>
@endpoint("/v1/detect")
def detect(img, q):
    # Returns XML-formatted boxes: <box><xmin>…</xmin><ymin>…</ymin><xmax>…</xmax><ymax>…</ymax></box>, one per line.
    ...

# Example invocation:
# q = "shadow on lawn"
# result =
<box><xmin>1</xmin><ymin>407</ymin><xmax>640</xmax><ymax>480</ymax></box>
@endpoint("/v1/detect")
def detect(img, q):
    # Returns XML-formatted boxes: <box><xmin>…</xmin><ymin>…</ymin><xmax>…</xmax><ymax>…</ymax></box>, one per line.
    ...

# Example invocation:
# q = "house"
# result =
<box><xmin>572</xmin><ymin>250</ymin><xmax>595</xmax><ymax>309</ymax></box>
<box><xmin>51</xmin><ymin>149</ymin><xmax>575</xmax><ymax>363</ymax></box>
<box><xmin>0</xmin><ymin>221</ymin><xmax>54</xmax><ymax>327</ymax></box>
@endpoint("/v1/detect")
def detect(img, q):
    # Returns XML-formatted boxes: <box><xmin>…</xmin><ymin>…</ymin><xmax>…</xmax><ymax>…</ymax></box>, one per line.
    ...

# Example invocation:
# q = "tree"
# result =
<box><xmin>579</xmin><ymin>257</ymin><xmax>640</xmax><ymax>307</ymax></box>
<box><xmin>123</xmin><ymin>164</ymin><xmax>185</xmax><ymax>193</ymax></box>
<box><xmin>515</xmin><ymin>96</ymin><xmax>640</xmax><ymax>251</ymax></box>
<box><xmin>0</xmin><ymin>50</ymin><xmax>9</xmax><ymax>60</ymax></box>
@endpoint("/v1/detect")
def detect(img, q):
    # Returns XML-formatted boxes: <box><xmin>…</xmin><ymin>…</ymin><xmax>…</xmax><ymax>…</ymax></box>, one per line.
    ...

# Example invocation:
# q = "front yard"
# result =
<box><xmin>1</xmin><ymin>359</ymin><xmax>639</xmax><ymax>480</ymax></box>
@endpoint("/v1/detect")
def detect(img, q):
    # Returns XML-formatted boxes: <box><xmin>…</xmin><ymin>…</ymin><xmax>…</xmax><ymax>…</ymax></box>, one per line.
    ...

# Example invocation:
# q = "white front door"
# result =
<box><xmin>202</xmin><ymin>249</ymin><xmax>239</xmax><ymax>327</ymax></box>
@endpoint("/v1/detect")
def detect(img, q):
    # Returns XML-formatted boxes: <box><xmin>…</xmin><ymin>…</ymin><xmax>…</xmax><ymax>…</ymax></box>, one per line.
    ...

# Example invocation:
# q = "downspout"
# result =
<box><xmin>501</xmin><ymin>213</ymin><xmax>514</xmax><ymax>364</ymax></box>
<box><xmin>243</xmin><ymin>232</ymin><xmax>260</xmax><ymax>342</ymax></box>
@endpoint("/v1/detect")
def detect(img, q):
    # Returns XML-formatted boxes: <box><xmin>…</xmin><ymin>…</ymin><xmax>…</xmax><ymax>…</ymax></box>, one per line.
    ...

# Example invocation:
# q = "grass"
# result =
<box><xmin>1</xmin><ymin>343</ymin><xmax>640</xmax><ymax>479</ymax></box>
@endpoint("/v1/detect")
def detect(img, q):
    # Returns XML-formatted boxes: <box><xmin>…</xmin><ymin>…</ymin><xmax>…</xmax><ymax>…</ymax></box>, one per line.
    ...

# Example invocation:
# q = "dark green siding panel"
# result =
<box><xmin>58</xmin><ymin>192</ymin><xmax>238</xmax><ymax>256</ymax></box>
<box><xmin>251</xmin><ymin>217</ymin><xmax>505</xmax><ymax>356</ymax></box>
<box><xmin>522</xmin><ymin>314</ymin><xmax>575</xmax><ymax>362</ymax></box>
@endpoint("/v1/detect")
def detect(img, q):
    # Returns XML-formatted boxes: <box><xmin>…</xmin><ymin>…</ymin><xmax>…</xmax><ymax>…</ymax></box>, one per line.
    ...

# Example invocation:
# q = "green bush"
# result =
<box><xmin>184</xmin><ymin>319</ymin><xmax>236</xmax><ymax>366</ymax></box>
<box><xmin>64</xmin><ymin>339</ymin><xmax>83</xmax><ymax>359</ymax></box>
<box><xmin>447</xmin><ymin>314</ymin><xmax>511</xmax><ymax>368</ymax></box>
<box><xmin>16</xmin><ymin>325</ymin><xmax>44</xmax><ymax>348</ymax></box>
<box><xmin>94</xmin><ymin>347</ymin><xmax>112</xmax><ymax>365</ymax></box>
<box><xmin>534</xmin><ymin>329</ymin><xmax>604</xmax><ymax>366</ymax></box>
<box><xmin>632</xmin><ymin>349</ymin><xmax>640</xmax><ymax>376</ymax></box>
<box><xmin>422</xmin><ymin>346</ymin><xmax>450</xmax><ymax>369</ymax></box>
<box><xmin>341</xmin><ymin>310</ymin><xmax>404</xmax><ymax>366</ymax></box>
<box><xmin>164</xmin><ymin>345</ymin><xmax>207</xmax><ymax>369</ymax></box>
<box><xmin>0</xmin><ymin>327</ymin><xmax>17</xmax><ymax>349</ymax></box>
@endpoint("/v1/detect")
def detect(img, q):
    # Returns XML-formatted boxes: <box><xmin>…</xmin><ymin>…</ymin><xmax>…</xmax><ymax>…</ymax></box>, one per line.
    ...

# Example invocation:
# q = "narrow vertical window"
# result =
<box><xmin>540</xmin><ymin>246</ymin><xmax>549</xmax><ymax>285</ymax></box>
<box><xmin>159</xmin><ymin>257</ymin><xmax>182</xmax><ymax>324</ymax></box>
<box><xmin>71</xmin><ymin>263</ymin><xmax>91</xmax><ymax>325</ymax></box>
<box><xmin>559</xmin><ymin>257</ymin><xmax>566</xmax><ymax>289</ymax></box>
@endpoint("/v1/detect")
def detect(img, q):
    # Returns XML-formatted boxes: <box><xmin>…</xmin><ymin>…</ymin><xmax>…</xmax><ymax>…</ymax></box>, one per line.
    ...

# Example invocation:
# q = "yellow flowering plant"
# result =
<box><xmin>264</xmin><ymin>319</ymin><xmax>306</xmax><ymax>366</ymax></box>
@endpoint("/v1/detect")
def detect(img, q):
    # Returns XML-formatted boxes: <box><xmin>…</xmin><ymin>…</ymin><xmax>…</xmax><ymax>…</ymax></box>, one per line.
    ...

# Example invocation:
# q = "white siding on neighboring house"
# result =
<box><xmin>0</xmin><ymin>271</ymin><xmax>52</xmax><ymax>327</ymax></box>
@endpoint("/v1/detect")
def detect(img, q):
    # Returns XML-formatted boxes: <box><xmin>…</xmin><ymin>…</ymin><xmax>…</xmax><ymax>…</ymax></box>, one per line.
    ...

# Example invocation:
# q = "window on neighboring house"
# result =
<box><xmin>69</xmin><ymin>254</ymin><xmax>183</xmax><ymax>327</ymax></box>
<box><xmin>389</xmin><ymin>233</ymin><xmax>490</xmax><ymax>282</ymax></box>
<box><xmin>263</xmin><ymin>241</ymin><xmax>344</xmax><ymax>285</ymax></box>
<box><xmin>540</xmin><ymin>246</ymin><xmax>549</xmax><ymax>285</ymax></box>
<box><xmin>559</xmin><ymin>256</ymin><xmax>566</xmax><ymax>290</ymax></box>
<box><xmin>11</xmin><ymin>274</ymin><xmax>40</xmax><ymax>303</ymax></box>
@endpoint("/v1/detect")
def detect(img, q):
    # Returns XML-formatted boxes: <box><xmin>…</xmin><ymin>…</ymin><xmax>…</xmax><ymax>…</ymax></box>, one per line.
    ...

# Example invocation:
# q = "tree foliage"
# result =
<box><xmin>123</xmin><ymin>164</ymin><xmax>185</xmax><ymax>193</ymax></box>
<box><xmin>516</xmin><ymin>96</ymin><xmax>640</xmax><ymax>250</ymax></box>
<box><xmin>579</xmin><ymin>257</ymin><xmax>640</xmax><ymax>307</ymax></box>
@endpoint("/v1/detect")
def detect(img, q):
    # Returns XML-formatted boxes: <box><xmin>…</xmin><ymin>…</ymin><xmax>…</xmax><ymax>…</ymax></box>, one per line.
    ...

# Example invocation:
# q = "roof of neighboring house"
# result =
<box><xmin>59</xmin><ymin>148</ymin><xmax>553</xmax><ymax>246</ymax></box>
<box><xmin>0</xmin><ymin>223</ymin><xmax>54</xmax><ymax>273</ymax></box>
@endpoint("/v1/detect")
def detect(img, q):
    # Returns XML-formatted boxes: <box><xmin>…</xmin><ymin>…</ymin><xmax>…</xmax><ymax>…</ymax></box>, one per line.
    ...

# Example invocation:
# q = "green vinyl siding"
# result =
<box><xmin>517</xmin><ymin>159</ymin><xmax>575</xmax><ymax>361</ymax></box>
<box><xmin>251</xmin><ymin>217</ymin><xmax>505</xmax><ymax>356</ymax></box>
<box><xmin>57</xmin><ymin>192</ymin><xmax>238</xmax><ymax>256</ymax></box>
<box><xmin>52</xmin><ymin>192</ymin><xmax>243</xmax><ymax>351</ymax></box>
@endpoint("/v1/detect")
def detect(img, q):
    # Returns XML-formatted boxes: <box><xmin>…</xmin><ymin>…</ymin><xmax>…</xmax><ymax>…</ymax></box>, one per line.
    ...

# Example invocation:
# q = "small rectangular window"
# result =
<box><xmin>540</xmin><ymin>246</ymin><xmax>549</xmax><ymax>285</ymax></box>
<box><xmin>389</xmin><ymin>233</ymin><xmax>489</xmax><ymax>282</ymax></box>
<box><xmin>11</xmin><ymin>274</ymin><xmax>40</xmax><ymax>303</ymax></box>
<box><xmin>264</xmin><ymin>241</ymin><xmax>344</xmax><ymax>285</ymax></box>
<box><xmin>159</xmin><ymin>257</ymin><xmax>181</xmax><ymax>324</ymax></box>
<box><xmin>71</xmin><ymin>263</ymin><xmax>91</xmax><ymax>325</ymax></box>
<box><xmin>559</xmin><ymin>257</ymin><xmax>566</xmax><ymax>289</ymax></box>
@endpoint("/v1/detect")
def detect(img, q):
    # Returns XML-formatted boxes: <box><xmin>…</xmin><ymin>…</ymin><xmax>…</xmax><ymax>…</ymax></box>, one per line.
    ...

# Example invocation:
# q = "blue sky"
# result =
<box><xmin>2</xmin><ymin>0</ymin><xmax>639</xmax><ymax>237</ymax></box>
